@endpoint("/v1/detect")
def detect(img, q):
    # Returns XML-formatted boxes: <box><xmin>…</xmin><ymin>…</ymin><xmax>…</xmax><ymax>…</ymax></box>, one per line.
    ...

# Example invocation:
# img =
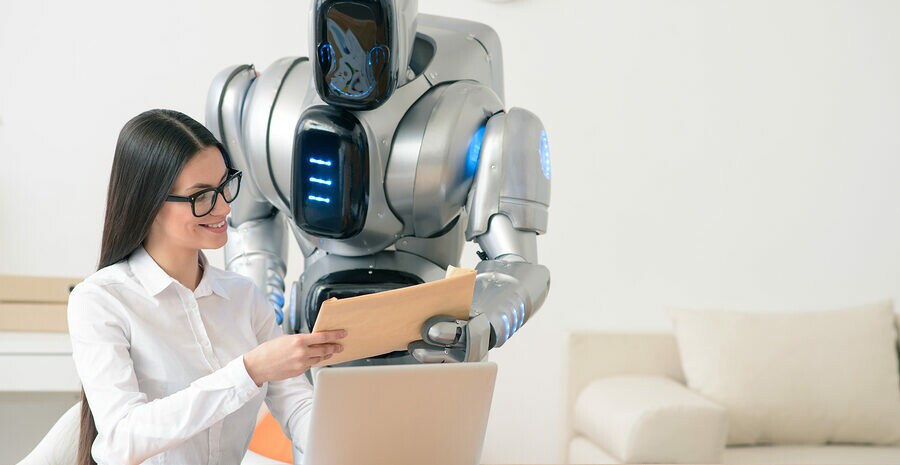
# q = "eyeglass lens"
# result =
<box><xmin>193</xmin><ymin>174</ymin><xmax>240</xmax><ymax>216</ymax></box>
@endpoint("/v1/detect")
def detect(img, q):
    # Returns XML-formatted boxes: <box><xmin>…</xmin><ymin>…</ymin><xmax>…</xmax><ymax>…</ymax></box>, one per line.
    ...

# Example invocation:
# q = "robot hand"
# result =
<box><xmin>408</xmin><ymin>314</ymin><xmax>491</xmax><ymax>363</ymax></box>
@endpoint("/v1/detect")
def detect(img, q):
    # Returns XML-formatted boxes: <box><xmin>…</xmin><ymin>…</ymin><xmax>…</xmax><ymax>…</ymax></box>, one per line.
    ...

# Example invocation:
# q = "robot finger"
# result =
<box><xmin>421</xmin><ymin>315</ymin><xmax>466</xmax><ymax>347</ymax></box>
<box><xmin>408</xmin><ymin>341</ymin><xmax>465</xmax><ymax>363</ymax></box>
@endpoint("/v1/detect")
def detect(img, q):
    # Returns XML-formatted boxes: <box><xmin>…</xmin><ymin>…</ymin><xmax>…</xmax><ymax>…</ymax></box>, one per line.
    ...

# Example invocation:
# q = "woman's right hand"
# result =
<box><xmin>243</xmin><ymin>330</ymin><xmax>347</xmax><ymax>386</ymax></box>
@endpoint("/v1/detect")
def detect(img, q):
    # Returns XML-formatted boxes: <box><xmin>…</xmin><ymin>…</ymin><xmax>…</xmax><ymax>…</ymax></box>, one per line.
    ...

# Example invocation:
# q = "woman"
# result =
<box><xmin>68</xmin><ymin>109</ymin><xmax>345</xmax><ymax>465</ymax></box>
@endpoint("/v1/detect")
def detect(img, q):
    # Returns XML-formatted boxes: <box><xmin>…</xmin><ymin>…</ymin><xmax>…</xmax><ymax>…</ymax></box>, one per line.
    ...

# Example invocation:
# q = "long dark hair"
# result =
<box><xmin>77</xmin><ymin>109</ymin><xmax>227</xmax><ymax>465</ymax></box>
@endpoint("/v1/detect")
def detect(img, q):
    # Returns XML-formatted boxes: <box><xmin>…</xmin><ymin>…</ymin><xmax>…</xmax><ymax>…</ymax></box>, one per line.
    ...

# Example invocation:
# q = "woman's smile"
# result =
<box><xmin>199</xmin><ymin>219</ymin><xmax>227</xmax><ymax>233</ymax></box>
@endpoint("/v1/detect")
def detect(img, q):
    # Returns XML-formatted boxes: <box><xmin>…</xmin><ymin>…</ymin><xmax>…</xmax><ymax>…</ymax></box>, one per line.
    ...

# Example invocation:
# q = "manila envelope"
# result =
<box><xmin>311</xmin><ymin>266</ymin><xmax>475</xmax><ymax>366</ymax></box>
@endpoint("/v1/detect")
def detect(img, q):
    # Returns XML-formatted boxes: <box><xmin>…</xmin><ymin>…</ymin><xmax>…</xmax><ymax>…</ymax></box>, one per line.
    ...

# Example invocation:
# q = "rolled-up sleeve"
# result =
<box><xmin>250</xmin><ymin>286</ymin><xmax>315</xmax><ymax>463</ymax></box>
<box><xmin>68</xmin><ymin>283</ymin><xmax>262</xmax><ymax>465</ymax></box>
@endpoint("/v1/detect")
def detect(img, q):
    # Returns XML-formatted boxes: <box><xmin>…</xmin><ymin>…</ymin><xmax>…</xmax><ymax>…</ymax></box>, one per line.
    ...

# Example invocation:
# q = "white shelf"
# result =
<box><xmin>0</xmin><ymin>332</ymin><xmax>79</xmax><ymax>392</ymax></box>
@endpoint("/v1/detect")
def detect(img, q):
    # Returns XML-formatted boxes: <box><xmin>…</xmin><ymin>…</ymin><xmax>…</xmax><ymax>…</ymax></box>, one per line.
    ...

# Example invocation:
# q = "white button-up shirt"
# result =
<box><xmin>67</xmin><ymin>245</ymin><xmax>313</xmax><ymax>465</ymax></box>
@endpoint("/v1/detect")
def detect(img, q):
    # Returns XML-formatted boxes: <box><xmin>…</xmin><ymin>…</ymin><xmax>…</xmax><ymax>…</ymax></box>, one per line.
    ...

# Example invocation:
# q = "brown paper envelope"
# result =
<box><xmin>311</xmin><ymin>267</ymin><xmax>476</xmax><ymax>366</ymax></box>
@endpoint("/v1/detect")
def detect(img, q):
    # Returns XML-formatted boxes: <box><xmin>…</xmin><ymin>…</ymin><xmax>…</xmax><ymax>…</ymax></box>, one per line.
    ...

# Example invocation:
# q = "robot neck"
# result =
<box><xmin>395</xmin><ymin>0</ymin><xmax>419</xmax><ymax>87</ymax></box>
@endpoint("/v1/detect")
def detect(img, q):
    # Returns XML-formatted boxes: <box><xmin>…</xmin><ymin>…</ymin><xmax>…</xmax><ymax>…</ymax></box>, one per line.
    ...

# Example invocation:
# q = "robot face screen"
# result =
<box><xmin>315</xmin><ymin>0</ymin><xmax>395</xmax><ymax>109</ymax></box>
<box><xmin>292</xmin><ymin>106</ymin><xmax>370</xmax><ymax>239</ymax></box>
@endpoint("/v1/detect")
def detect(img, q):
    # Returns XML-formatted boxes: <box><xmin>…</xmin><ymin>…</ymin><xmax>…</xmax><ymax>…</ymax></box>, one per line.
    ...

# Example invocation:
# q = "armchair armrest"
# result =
<box><xmin>573</xmin><ymin>375</ymin><xmax>727</xmax><ymax>464</ymax></box>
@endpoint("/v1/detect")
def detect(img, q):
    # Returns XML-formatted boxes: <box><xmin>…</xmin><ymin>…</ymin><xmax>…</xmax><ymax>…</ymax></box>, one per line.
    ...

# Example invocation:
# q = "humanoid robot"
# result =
<box><xmin>206</xmin><ymin>0</ymin><xmax>550</xmax><ymax>365</ymax></box>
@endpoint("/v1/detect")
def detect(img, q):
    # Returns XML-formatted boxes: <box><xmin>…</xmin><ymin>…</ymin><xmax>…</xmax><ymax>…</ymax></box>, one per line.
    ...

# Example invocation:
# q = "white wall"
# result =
<box><xmin>3</xmin><ymin>0</ymin><xmax>900</xmax><ymax>463</ymax></box>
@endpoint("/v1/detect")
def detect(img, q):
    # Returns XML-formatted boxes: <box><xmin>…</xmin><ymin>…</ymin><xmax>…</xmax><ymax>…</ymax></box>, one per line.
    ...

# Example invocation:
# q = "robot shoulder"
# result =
<box><xmin>417</xmin><ymin>14</ymin><xmax>504</xmax><ymax>99</ymax></box>
<box><xmin>207</xmin><ymin>58</ymin><xmax>314</xmax><ymax>216</ymax></box>
<box><xmin>387</xmin><ymin>80</ymin><xmax>503</xmax><ymax>237</ymax></box>
<box><xmin>465</xmin><ymin>108</ymin><xmax>552</xmax><ymax>240</ymax></box>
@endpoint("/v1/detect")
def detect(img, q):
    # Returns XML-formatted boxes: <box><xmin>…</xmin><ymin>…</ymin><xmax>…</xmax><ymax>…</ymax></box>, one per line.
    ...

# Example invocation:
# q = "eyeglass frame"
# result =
<box><xmin>165</xmin><ymin>168</ymin><xmax>243</xmax><ymax>217</ymax></box>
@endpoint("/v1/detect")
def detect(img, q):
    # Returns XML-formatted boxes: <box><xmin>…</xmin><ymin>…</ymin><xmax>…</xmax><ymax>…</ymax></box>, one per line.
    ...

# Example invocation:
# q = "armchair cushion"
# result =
<box><xmin>671</xmin><ymin>302</ymin><xmax>900</xmax><ymax>446</ymax></box>
<box><xmin>18</xmin><ymin>402</ymin><xmax>79</xmax><ymax>465</ymax></box>
<box><xmin>573</xmin><ymin>375</ymin><xmax>727</xmax><ymax>464</ymax></box>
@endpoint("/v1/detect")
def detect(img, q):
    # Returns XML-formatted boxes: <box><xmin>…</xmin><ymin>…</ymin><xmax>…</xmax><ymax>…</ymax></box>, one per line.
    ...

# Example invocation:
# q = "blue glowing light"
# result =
<box><xmin>309</xmin><ymin>177</ymin><xmax>333</xmax><ymax>186</ymax></box>
<box><xmin>539</xmin><ymin>130</ymin><xmax>551</xmax><ymax>179</ymax></box>
<box><xmin>466</xmin><ymin>125</ymin><xmax>486</xmax><ymax>178</ymax></box>
<box><xmin>511</xmin><ymin>305</ymin><xmax>519</xmax><ymax>332</ymax></box>
<box><xmin>318</xmin><ymin>43</ymin><xmax>335</xmax><ymax>69</ymax></box>
<box><xmin>329</xmin><ymin>79</ymin><xmax>376</xmax><ymax>99</ymax></box>
<box><xmin>309</xmin><ymin>157</ymin><xmax>332</xmax><ymax>166</ymax></box>
<box><xmin>500</xmin><ymin>314</ymin><xmax>511</xmax><ymax>341</ymax></box>
<box><xmin>518</xmin><ymin>303</ymin><xmax>526</xmax><ymax>330</ymax></box>
<box><xmin>273</xmin><ymin>292</ymin><xmax>285</xmax><ymax>325</ymax></box>
<box><xmin>308</xmin><ymin>195</ymin><xmax>331</xmax><ymax>204</ymax></box>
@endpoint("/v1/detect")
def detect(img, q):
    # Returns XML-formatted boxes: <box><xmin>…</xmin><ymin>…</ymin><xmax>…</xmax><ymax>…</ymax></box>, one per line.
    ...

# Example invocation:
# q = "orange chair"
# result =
<box><xmin>248</xmin><ymin>411</ymin><xmax>294</xmax><ymax>464</ymax></box>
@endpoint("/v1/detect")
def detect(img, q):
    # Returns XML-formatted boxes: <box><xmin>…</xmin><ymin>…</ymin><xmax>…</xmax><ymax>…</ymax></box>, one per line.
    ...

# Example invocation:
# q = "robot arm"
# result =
<box><xmin>207</xmin><ymin>65</ymin><xmax>290</xmax><ymax>323</ymax></box>
<box><xmin>411</xmin><ymin>107</ymin><xmax>551</xmax><ymax>362</ymax></box>
<box><xmin>468</xmin><ymin>108</ymin><xmax>551</xmax><ymax>350</ymax></box>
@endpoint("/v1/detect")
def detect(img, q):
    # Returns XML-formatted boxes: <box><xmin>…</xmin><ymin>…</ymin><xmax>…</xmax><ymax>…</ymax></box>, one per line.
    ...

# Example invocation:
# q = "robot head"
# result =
<box><xmin>310</xmin><ymin>0</ymin><xmax>418</xmax><ymax>110</ymax></box>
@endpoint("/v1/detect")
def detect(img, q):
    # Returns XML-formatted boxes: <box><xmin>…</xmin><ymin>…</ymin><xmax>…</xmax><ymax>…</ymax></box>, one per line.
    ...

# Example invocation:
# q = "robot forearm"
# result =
<box><xmin>472</xmin><ymin>259</ymin><xmax>550</xmax><ymax>349</ymax></box>
<box><xmin>224</xmin><ymin>213</ymin><xmax>289</xmax><ymax>321</ymax></box>
<box><xmin>413</xmin><ymin>256</ymin><xmax>549</xmax><ymax>363</ymax></box>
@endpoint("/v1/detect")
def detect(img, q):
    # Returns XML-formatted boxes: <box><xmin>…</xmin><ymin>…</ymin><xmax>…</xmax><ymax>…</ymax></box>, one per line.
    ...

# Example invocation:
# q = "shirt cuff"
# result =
<box><xmin>224</xmin><ymin>355</ymin><xmax>263</xmax><ymax>400</ymax></box>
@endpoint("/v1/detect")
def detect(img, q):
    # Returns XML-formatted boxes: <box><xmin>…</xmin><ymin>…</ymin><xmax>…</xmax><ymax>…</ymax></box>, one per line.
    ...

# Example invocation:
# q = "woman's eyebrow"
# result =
<box><xmin>188</xmin><ymin>170</ymin><xmax>229</xmax><ymax>189</ymax></box>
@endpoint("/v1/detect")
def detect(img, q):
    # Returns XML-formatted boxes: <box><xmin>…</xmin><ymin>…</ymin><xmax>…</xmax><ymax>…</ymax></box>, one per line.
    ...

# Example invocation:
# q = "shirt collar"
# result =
<box><xmin>129</xmin><ymin>245</ymin><xmax>174</xmax><ymax>296</ymax></box>
<box><xmin>129</xmin><ymin>246</ymin><xmax>229</xmax><ymax>300</ymax></box>
<box><xmin>197</xmin><ymin>251</ymin><xmax>230</xmax><ymax>300</ymax></box>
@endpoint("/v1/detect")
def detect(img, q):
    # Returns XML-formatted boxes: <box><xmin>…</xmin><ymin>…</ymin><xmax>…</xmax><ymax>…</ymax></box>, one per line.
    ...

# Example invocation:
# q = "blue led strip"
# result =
<box><xmin>500</xmin><ymin>314</ymin><xmax>511</xmax><ymax>341</ymax></box>
<box><xmin>309</xmin><ymin>177</ymin><xmax>333</xmax><ymax>186</ymax></box>
<box><xmin>272</xmin><ymin>292</ymin><xmax>285</xmax><ymax>325</ymax></box>
<box><xmin>466</xmin><ymin>126</ymin><xmax>486</xmax><ymax>178</ymax></box>
<box><xmin>517</xmin><ymin>303</ymin><xmax>526</xmax><ymax>329</ymax></box>
<box><xmin>539</xmin><ymin>130</ymin><xmax>551</xmax><ymax>179</ymax></box>
<box><xmin>306</xmin><ymin>156</ymin><xmax>335</xmax><ymax>205</ymax></box>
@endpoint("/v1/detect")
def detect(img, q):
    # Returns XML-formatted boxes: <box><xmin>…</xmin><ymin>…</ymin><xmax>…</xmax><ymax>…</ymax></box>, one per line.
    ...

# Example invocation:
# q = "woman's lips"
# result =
<box><xmin>200</xmin><ymin>219</ymin><xmax>226</xmax><ymax>233</ymax></box>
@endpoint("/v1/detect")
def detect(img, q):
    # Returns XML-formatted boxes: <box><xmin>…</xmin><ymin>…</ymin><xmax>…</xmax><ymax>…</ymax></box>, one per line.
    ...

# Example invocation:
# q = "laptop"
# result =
<box><xmin>303</xmin><ymin>362</ymin><xmax>498</xmax><ymax>465</ymax></box>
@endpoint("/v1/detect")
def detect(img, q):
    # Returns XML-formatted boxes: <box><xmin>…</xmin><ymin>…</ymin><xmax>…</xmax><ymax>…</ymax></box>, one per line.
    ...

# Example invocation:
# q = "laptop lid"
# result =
<box><xmin>304</xmin><ymin>362</ymin><xmax>498</xmax><ymax>465</ymax></box>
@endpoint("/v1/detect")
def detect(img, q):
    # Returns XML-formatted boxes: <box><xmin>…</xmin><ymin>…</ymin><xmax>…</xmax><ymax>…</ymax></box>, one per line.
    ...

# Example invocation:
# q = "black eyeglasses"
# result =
<box><xmin>166</xmin><ymin>169</ymin><xmax>242</xmax><ymax>217</ymax></box>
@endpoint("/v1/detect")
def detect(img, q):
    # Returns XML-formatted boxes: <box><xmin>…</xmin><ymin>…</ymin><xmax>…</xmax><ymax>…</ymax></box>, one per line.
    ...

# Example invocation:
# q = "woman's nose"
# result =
<box><xmin>212</xmin><ymin>191</ymin><xmax>232</xmax><ymax>216</ymax></box>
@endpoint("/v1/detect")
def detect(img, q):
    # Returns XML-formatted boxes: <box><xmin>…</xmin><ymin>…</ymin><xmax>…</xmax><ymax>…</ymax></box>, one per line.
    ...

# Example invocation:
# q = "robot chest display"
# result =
<box><xmin>292</xmin><ymin>106</ymin><xmax>370</xmax><ymax>241</ymax></box>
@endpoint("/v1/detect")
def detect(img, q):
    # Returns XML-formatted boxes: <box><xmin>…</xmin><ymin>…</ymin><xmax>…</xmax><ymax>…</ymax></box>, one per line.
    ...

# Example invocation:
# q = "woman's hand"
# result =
<box><xmin>243</xmin><ymin>330</ymin><xmax>346</xmax><ymax>386</ymax></box>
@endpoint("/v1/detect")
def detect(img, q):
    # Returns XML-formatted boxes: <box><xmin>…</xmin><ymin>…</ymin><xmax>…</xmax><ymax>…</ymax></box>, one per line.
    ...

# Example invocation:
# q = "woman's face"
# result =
<box><xmin>148</xmin><ymin>146</ymin><xmax>231</xmax><ymax>252</ymax></box>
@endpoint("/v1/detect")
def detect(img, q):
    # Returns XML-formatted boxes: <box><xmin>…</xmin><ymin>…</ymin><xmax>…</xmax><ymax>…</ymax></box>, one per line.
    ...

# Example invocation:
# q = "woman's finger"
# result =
<box><xmin>308</xmin><ymin>342</ymin><xmax>343</xmax><ymax>353</ymax></box>
<box><xmin>303</xmin><ymin>330</ymin><xmax>347</xmax><ymax>345</ymax></box>
<box><xmin>304</xmin><ymin>344</ymin><xmax>340</xmax><ymax>358</ymax></box>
